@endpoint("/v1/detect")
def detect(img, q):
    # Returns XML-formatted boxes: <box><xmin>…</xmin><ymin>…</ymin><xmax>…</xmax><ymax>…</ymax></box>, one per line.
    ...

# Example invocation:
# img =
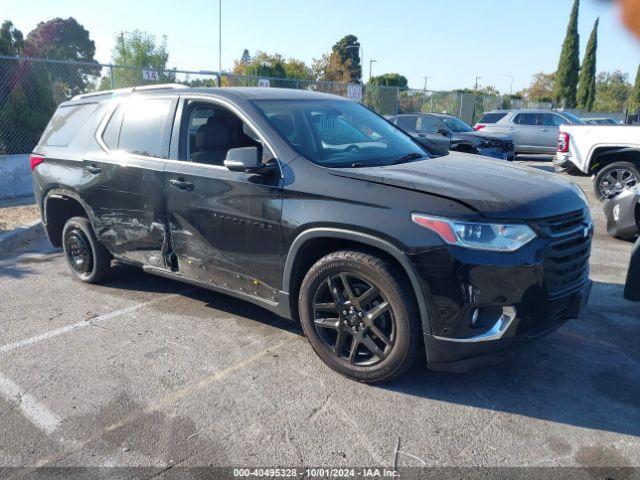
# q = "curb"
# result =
<box><xmin>0</xmin><ymin>220</ymin><xmax>43</xmax><ymax>256</ymax></box>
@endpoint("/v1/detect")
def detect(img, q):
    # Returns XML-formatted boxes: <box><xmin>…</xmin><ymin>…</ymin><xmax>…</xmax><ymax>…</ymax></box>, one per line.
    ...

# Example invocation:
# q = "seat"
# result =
<box><xmin>191</xmin><ymin>117</ymin><xmax>232</xmax><ymax>165</ymax></box>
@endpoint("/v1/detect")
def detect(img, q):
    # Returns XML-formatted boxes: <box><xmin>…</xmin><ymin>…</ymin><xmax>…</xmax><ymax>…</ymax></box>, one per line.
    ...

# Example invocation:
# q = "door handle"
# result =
<box><xmin>539</xmin><ymin>128</ymin><xmax>549</xmax><ymax>132</ymax></box>
<box><xmin>169</xmin><ymin>178</ymin><xmax>194</xmax><ymax>191</ymax></box>
<box><xmin>85</xmin><ymin>165</ymin><xmax>101</xmax><ymax>174</ymax></box>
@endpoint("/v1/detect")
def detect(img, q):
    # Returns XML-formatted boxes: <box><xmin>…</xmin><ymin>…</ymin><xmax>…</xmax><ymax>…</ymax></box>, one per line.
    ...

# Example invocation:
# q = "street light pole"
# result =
<box><xmin>423</xmin><ymin>76</ymin><xmax>432</xmax><ymax>92</ymax></box>
<box><xmin>369</xmin><ymin>59</ymin><xmax>377</xmax><ymax>82</ymax></box>
<box><xmin>503</xmin><ymin>73</ymin><xmax>514</xmax><ymax>95</ymax></box>
<box><xmin>474</xmin><ymin>76</ymin><xmax>482</xmax><ymax>91</ymax></box>
<box><xmin>218</xmin><ymin>0</ymin><xmax>222</xmax><ymax>82</ymax></box>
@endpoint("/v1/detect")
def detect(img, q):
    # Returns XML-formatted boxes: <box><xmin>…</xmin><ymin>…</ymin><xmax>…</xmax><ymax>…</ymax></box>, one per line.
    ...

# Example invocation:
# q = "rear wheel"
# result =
<box><xmin>62</xmin><ymin>216</ymin><xmax>111</xmax><ymax>283</ymax></box>
<box><xmin>594</xmin><ymin>162</ymin><xmax>640</xmax><ymax>201</ymax></box>
<box><xmin>299</xmin><ymin>250</ymin><xmax>421</xmax><ymax>383</ymax></box>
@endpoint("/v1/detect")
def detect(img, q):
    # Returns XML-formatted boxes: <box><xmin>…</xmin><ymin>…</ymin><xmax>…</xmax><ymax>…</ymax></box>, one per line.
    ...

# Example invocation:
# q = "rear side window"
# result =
<box><xmin>117</xmin><ymin>98</ymin><xmax>174</xmax><ymax>158</ymax></box>
<box><xmin>513</xmin><ymin>113</ymin><xmax>539</xmax><ymax>125</ymax></box>
<box><xmin>396</xmin><ymin>116</ymin><xmax>418</xmax><ymax>131</ymax></box>
<box><xmin>102</xmin><ymin>105</ymin><xmax>124</xmax><ymax>150</ymax></box>
<box><xmin>540</xmin><ymin>113</ymin><xmax>565</xmax><ymax>127</ymax></box>
<box><xmin>40</xmin><ymin>103</ymin><xmax>100</xmax><ymax>146</ymax></box>
<box><xmin>478</xmin><ymin>112</ymin><xmax>507</xmax><ymax>124</ymax></box>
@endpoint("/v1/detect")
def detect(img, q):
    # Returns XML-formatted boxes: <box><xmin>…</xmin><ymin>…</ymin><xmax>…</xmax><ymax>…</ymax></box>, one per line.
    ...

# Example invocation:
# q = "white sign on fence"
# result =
<box><xmin>347</xmin><ymin>83</ymin><xmax>363</xmax><ymax>102</ymax></box>
<box><xmin>142</xmin><ymin>69</ymin><xmax>160</xmax><ymax>81</ymax></box>
<box><xmin>258</xmin><ymin>78</ymin><xmax>271</xmax><ymax>88</ymax></box>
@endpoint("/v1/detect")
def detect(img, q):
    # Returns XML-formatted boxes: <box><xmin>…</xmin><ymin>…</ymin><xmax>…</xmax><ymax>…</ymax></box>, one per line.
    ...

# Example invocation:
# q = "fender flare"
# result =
<box><xmin>42</xmin><ymin>188</ymin><xmax>97</xmax><ymax>230</ymax></box>
<box><xmin>282</xmin><ymin>227</ymin><xmax>433</xmax><ymax>335</ymax></box>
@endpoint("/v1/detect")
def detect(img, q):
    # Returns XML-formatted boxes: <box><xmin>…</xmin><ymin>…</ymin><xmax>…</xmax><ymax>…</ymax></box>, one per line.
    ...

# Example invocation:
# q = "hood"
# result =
<box><xmin>329</xmin><ymin>152</ymin><xmax>587</xmax><ymax>220</ymax></box>
<box><xmin>452</xmin><ymin>131</ymin><xmax>512</xmax><ymax>143</ymax></box>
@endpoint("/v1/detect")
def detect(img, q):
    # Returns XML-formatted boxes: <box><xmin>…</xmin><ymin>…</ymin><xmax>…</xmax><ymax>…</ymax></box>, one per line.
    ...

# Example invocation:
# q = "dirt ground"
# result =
<box><xmin>0</xmin><ymin>204</ymin><xmax>40</xmax><ymax>233</ymax></box>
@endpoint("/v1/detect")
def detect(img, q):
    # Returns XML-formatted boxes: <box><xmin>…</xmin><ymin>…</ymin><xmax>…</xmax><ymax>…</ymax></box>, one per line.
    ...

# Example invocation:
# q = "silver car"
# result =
<box><xmin>474</xmin><ymin>109</ymin><xmax>585</xmax><ymax>155</ymax></box>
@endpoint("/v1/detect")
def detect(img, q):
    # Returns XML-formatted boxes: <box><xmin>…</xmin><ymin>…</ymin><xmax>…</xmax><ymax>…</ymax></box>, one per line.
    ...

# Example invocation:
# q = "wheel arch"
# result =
<box><xmin>42</xmin><ymin>189</ymin><xmax>95</xmax><ymax>248</ymax></box>
<box><xmin>282</xmin><ymin>228</ymin><xmax>433</xmax><ymax>335</ymax></box>
<box><xmin>589</xmin><ymin>147</ymin><xmax>640</xmax><ymax>173</ymax></box>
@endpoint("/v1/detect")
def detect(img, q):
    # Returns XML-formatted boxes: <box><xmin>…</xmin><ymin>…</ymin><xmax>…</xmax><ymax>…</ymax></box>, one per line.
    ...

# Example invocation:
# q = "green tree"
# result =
<box><xmin>24</xmin><ymin>17</ymin><xmax>98</xmax><ymax>99</ymax></box>
<box><xmin>555</xmin><ymin>0</ymin><xmax>580</xmax><ymax>107</ymax></box>
<box><xmin>630</xmin><ymin>65</ymin><xmax>640</xmax><ymax>112</ymax></box>
<box><xmin>369</xmin><ymin>73</ymin><xmax>408</xmax><ymax>88</ymax></box>
<box><xmin>519</xmin><ymin>72</ymin><xmax>556</xmax><ymax>102</ymax></box>
<box><xmin>314</xmin><ymin>34</ymin><xmax>361</xmax><ymax>83</ymax></box>
<box><xmin>593</xmin><ymin>71</ymin><xmax>632</xmax><ymax>113</ymax></box>
<box><xmin>101</xmin><ymin>31</ymin><xmax>175</xmax><ymax>89</ymax></box>
<box><xmin>0</xmin><ymin>20</ymin><xmax>24</xmax><ymax>55</ymax></box>
<box><xmin>577</xmin><ymin>18</ymin><xmax>598</xmax><ymax>111</ymax></box>
<box><xmin>0</xmin><ymin>20</ymin><xmax>56</xmax><ymax>154</ymax></box>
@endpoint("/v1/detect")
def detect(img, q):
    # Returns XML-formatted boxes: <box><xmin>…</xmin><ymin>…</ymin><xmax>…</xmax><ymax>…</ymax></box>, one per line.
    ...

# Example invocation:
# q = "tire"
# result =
<box><xmin>593</xmin><ymin>162</ymin><xmax>640</xmax><ymax>202</ymax></box>
<box><xmin>298</xmin><ymin>250</ymin><xmax>421</xmax><ymax>383</ymax></box>
<box><xmin>62</xmin><ymin>216</ymin><xmax>111</xmax><ymax>283</ymax></box>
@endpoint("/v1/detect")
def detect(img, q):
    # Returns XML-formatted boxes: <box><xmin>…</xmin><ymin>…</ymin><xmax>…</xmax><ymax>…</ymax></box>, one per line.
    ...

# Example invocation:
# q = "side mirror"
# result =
<box><xmin>437</xmin><ymin>128</ymin><xmax>450</xmax><ymax>137</ymax></box>
<box><xmin>224</xmin><ymin>147</ymin><xmax>274</xmax><ymax>173</ymax></box>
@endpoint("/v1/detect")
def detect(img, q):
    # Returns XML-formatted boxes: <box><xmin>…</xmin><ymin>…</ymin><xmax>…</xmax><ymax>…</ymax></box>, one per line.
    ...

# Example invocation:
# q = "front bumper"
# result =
<box><xmin>424</xmin><ymin>283</ymin><xmax>591</xmax><ymax>372</ymax></box>
<box><xmin>408</xmin><ymin>209</ymin><xmax>593</xmax><ymax>372</ymax></box>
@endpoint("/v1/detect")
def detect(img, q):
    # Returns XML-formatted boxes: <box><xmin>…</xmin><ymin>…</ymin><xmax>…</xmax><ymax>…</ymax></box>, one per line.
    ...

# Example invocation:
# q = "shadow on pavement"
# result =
<box><xmin>380</xmin><ymin>280</ymin><xmax>640</xmax><ymax>438</ymax></box>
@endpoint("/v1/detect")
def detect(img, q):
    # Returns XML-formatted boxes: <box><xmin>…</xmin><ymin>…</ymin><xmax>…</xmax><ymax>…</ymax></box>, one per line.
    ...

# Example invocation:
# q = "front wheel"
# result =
<box><xmin>299</xmin><ymin>250</ymin><xmax>421</xmax><ymax>383</ymax></box>
<box><xmin>594</xmin><ymin>162</ymin><xmax>640</xmax><ymax>202</ymax></box>
<box><xmin>62</xmin><ymin>216</ymin><xmax>111</xmax><ymax>283</ymax></box>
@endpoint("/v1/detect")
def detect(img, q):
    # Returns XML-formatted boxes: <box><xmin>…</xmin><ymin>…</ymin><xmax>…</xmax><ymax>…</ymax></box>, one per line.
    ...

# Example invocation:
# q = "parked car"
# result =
<box><xmin>555</xmin><ymin>124</ymin><xmax>640</xmax><ymax>200</ymax></box>
<box><xmin>31</xmin><ymin>86</ymin><xmax>593</xmax><ymax>383</ymax></box>
<box><xmin>388</xmin><ymin>113</ymin><xmax>515</xmax><ymax>161</ymax></box>
<box><xmin>474</xmin><ymin>109</ymin><xmax>584</xmax><ymax>155</ymax></box>
<box><xmin>582</xmin><ymin>117</ymin><xmax>621</xmax><ymax>125</ymax></box>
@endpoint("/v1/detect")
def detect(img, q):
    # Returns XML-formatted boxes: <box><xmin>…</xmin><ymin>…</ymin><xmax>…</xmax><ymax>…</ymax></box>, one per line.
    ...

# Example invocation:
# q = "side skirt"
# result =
<box><xmin>142</xmin><ymin>265</ymin><xmax>293</xmax><ymax>320</ymax></box>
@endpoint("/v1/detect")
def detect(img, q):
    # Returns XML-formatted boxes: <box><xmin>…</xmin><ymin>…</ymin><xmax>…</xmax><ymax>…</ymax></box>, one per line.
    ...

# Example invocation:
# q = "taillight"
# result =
<box><xmin>474</xmin><ymin>124</ymin><xmax>486</xmax><ymax>131</ymax></box>
<box><xmin>29</xmin><ymin>154</ymin><xmax>45</xmax><ymax>171</ymax></box>
<box><xmin>557</xmin><ymin>132</ymin><xmax>570</xmax><ymax>153</ymax></box>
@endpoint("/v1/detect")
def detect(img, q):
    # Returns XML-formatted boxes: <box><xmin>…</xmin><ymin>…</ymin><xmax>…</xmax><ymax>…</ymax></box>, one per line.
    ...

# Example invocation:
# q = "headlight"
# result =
<box><xmin>411</xmin><ymin>213</ymin><xmax>537</xmax><ymax>252</ymax></box>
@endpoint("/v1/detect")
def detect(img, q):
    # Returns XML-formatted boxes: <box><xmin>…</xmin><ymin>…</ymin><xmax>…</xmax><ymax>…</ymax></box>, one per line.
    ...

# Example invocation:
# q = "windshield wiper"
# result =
<box><xmin>388</xmin><ymin>153</ymin><xmax>428</xmax><ymax>166</ymax></box>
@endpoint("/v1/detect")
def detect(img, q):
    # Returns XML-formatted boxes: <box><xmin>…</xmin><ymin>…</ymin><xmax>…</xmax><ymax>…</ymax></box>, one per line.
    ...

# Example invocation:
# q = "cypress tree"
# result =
<box><xmin>577</xmin><ymin>18</ymin><xmax>598</xmax><ymax>111</ymax></box>
<box><xmin>555</xmin><ymin>0</ymin><xmax>581</xmax><ymax>108</ymax></box>
<box><xmin>630</xmin><ymin>65</ymin><xmax>640</xmax><ymax>112</ymax></box>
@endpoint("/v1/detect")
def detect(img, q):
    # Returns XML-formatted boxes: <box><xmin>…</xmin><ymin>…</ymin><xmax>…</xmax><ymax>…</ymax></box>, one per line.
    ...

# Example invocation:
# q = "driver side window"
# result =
<box><xmin>182</xmin><ymin>102</ymin><xmax>270</xmax><ymax>165</ymax></box>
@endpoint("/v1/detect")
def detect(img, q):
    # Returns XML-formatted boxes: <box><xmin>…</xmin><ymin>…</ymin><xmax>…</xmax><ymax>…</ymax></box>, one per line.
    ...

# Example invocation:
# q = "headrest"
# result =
<box><xmin>197</xmin><ymin>117</ymin><xmax>230</xmax><ymax>148</ymax></box>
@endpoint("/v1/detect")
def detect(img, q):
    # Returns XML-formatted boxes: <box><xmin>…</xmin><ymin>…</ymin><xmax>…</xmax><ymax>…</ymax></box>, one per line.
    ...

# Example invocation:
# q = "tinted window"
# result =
<box><xmin>478</xmin><ymin>112</ymin><xmax>507</xmax><ymax>124</ymax></box>
<box><xmin>254</xmin><ymin>99</ymin><xmax>428</xmax><ymax>168</ymax></box>
<box><xmin>540</xmin><ymin>113</ymin><xmax>565</xmax><ymax>127</ymax></box>
<box><xmin>440</xmin><ymin>116</ymin><xmax>473</xmax><ymax>133</ymax></box>
<box><xmin>40</xmin><ymin>103</ymin><xmax>100</xmax><ymax>146</ymax></box>
<box><xmin>102</xmin><ymin>105</ymin><xmax>124</xmax><ymax>150</ymax></box>
<box><xmin>418</xmin><ymin>116</ymin><xmax>445</xmax><ymax>133</ymax></box>
<box><xmin>396</xmin><ymin>116</ymin><xmax>418</xmax><ymax>131</ymax></box>
<box><xmin>514</xmin><ymin>113</ymin><xmax>539</xmax><ymax>125</ymax></box>
<box><xmin>118</xmin><ymin>98</ymin><xmax>173</xmax><ymax>158</ymax></box>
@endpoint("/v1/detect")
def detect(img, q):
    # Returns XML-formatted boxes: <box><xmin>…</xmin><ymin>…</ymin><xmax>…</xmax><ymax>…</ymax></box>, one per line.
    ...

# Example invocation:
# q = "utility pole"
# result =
<box><xmin>120</xmin><ymin>31</ymin><xmax>127</xmax><ymax>66</ymax></box>
<box><xmin>474</xmin><ymin>76</ymin><xmax>482</xmax><ymax>91</ymax></box>
<box><xmin>503</xmin><ymin>73</ymin><xmax>514</xmax><ymax>95</ymax></box>
<box><xmin>423</xmin><ymin>76</ymin><xmax>432</xmax><ymax>92</ymax></box>
<box><xmin>218</xmin><ymin>0</ymin><xmax>222</xmax><ymax>82</ymax></box>
<box><xmin>369</xmin><ymin>59</ymin><xmax>377</xmax><ymax>82</ymax></box>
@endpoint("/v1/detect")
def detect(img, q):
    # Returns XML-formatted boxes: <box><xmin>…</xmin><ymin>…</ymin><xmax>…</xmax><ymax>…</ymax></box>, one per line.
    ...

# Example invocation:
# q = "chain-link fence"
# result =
<box><xmin>1</xmin><ymin>55</ymin><xmax>557</xmax><ymax>156</ymax></box>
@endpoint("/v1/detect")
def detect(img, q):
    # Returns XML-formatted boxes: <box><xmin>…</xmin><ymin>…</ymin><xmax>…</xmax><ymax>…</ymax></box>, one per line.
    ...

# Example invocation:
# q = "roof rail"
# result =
<box><xmin>71</xmin><ymin>83</ymin><xmax>187</xmax><ymax>101</ymax></box>
<box><xmin>132</xmin><ymin>83</ymin><xmax>188</xmax><ymax>92</ymax></box>
<box><xmin>71</xmin><ymin>87</ymin><xmax>133</xmax><ymax>101</ymax></box>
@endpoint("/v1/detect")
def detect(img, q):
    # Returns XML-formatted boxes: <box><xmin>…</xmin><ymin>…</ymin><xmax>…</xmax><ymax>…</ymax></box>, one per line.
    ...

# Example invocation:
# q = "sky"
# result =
<box><xmin>2</xmin><ymin>0</ymin><xmax>639</xmax><ymax>93</ymax></box>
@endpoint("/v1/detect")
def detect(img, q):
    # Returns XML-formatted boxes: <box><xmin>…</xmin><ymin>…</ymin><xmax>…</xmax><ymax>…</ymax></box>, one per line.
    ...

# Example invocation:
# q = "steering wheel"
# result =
<box><xmin>345</xmin><ymin>144</ymin><xmax>360</xmax><ymax>152</ymax></box>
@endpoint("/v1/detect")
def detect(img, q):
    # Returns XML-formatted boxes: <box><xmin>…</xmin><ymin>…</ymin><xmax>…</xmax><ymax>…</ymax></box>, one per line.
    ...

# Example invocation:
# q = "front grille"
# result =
<box><xmin>532</xmin><ymin>210</ymin><xmax>592</xmax><ymax>298</ymax></box>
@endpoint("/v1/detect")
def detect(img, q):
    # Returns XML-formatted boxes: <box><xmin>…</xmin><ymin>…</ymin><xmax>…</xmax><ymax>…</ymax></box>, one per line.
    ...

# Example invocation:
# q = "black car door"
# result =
<box><xmin>164</xmin><ymin>98</ymin><xmax>283</xmax><ymax>302</ymax></box>
<box><xmin>83</xmin><ymin>95</ymin><xmax>177</xmax><ymax>267</ymax></box>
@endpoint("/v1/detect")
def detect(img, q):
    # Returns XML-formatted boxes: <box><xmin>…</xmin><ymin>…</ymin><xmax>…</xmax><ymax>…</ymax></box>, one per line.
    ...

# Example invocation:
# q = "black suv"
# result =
<box><xmin>31</xmin><ymin>86</ymin><xmax>593</xmax><ymax>383</ymax></box>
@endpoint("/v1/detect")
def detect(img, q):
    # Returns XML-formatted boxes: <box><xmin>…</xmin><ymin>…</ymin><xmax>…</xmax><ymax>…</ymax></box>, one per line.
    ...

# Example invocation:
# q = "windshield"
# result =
<box><xmin>560</xmin><ymin>111</ymin><xmax>585</xmax><ymax>125</ymax></box>
<box><xmin>440</xmin><ymin>116</ymin><xmax>474</xmax><ymax>133</ymax></box>
<box><xmin>253</xmin><ymin>99</ymin><xmax>429</xmax><ymax>167</ymax></box>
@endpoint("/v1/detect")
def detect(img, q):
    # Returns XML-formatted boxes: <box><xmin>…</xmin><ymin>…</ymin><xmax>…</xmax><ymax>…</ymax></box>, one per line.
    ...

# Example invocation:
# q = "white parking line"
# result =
<box><xmin>0</xmin><ymin>373</ymin><xmax>61</xmax><ymax>434</ymax></box>
<box><xmin>0</xmin><ymin>290</ymin><xmax>194</xmax><ymax>355</ymax></box>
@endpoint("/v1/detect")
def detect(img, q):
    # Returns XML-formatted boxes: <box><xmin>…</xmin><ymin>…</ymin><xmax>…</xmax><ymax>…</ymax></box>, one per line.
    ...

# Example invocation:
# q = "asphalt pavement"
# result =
<box><xmin>0</xmin><ymin>157</ymin><xmax>638</xmax><ymax>472</ymax></box>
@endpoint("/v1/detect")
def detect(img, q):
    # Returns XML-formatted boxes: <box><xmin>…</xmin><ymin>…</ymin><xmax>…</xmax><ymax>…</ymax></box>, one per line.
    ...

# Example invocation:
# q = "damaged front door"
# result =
<box><xmin>84</xmin><ymin>96</ymin><xmax>177</xmax><ymax>267</ymax></box>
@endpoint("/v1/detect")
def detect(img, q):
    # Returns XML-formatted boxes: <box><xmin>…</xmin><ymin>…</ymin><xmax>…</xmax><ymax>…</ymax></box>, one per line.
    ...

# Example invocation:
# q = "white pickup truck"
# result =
<box><xmin>555</xmin><ymin>125</ymin><xmax>640</xmax><ymax>200</ymax></box>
